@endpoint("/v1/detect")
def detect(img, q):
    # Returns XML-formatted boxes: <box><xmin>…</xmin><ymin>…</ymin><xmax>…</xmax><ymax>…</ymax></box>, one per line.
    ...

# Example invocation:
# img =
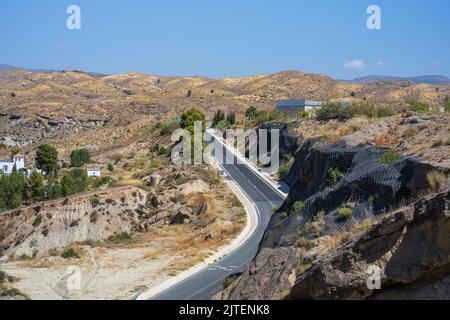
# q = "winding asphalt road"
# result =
<box><xmin>149</xmin><ymin>131</ymin><xmax>286</xmax><ymax>300</ymax></box>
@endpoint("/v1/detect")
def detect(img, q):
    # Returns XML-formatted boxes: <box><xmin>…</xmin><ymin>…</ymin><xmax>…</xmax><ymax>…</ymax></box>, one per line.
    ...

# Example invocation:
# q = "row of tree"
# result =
<box><xmin>0</xmin><ymin>144</ymin><xmax>94</xmax><ymax>211</ymax></box>
<box><xmin>212</xmin><ymin>109</ymin><xmax>236</xmax><ymax>129</ymax></box>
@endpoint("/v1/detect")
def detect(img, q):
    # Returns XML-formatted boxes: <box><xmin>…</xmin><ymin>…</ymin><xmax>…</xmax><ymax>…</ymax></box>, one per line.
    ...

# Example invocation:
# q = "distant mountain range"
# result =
<box><xmin>0</xmin><ymin>64</ymin><xmax>106</xmax><ymax>77</ymax></box>
<box><xmin>350</xmin><ymin>75</ymin><xmax>450</xmax><ymax>85</ymax></box>
<box><xmin>1</xmin><ymin>63</ymin><xmax>449</xmax><ymax>85</ymax></box>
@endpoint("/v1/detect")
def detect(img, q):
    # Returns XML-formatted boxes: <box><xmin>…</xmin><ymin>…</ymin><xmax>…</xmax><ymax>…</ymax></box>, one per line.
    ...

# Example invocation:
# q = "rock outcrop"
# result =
<box><xmin>0</xmin><ymin>187</ymin><xmax>147</xmax><ymax>259</ymax></box>
<box><xmin>256</xmin><ymin>122</ymin><xmax>300</xmax><ymax>164</ymax></box>
<box><xmin>291</xmin><ymin>190</ymin><xmax>450</xmax><ymax>300</ymax></box>
<box><xmin>217</xmin><ymin>139</ymin><xmax>449</xmax><ymax>300</ymax></box>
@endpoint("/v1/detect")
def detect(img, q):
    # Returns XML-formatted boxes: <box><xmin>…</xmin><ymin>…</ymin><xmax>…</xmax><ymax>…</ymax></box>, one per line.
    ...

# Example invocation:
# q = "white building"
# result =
<box><xmin>0</xmin><ymin>154</ymin><xmax>25</xmax><ymax>175</ymax></box>
<box><xmin>87</xmin><ymin>168</ymin><xmax>101</xmax><ymax>177</ymax></box>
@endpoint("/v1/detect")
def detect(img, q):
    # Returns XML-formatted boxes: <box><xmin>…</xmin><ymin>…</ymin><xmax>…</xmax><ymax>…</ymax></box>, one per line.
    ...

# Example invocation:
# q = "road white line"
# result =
<box><xmin>134</xmin><ymin>151</ymin><xmax>261</xmax><ymax>300</ymax></box>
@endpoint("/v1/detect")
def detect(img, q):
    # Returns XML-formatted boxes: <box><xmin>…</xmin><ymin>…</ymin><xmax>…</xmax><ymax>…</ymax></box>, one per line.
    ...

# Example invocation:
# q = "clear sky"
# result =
<box><xmin>0</xmin><ymin>0</ymin><xmax>449</xmax><ymax>79</ymax></box>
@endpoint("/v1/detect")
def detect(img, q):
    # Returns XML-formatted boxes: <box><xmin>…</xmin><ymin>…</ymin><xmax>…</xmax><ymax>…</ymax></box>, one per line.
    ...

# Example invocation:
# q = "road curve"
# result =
<box><xmin>148</xmin><ymin>132</ymin><xmax>286</xmax><ymax>300</ymax></box>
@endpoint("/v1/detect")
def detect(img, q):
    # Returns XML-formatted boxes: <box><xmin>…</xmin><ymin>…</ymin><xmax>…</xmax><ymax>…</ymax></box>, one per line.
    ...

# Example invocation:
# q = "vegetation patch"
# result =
<box><xmin>61</xmin><ymin>247</ymin><xmax>81</xmax><ymax>259</ymax></box>
<box><xmin>338</xmin><ymin>207</ymin><xmax>353</xmax><ymax>219</ymax></box>
<box><xmin>378</xmin><ymin>151</ymin><xmax>401</xmax><ymax>165</ymax></box>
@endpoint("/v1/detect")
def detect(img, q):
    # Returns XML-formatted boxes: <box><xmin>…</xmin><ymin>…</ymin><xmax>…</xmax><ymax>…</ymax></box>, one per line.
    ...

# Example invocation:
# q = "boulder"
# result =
<box><xmin>290</xmin><ymin>190</ymin><xmax>450</xmax><ymax>300</ymax></box>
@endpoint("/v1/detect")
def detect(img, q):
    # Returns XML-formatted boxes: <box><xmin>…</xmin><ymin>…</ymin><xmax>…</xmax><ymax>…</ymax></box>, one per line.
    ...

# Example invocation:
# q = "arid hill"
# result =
<box><xmin>1</xmin><ymin>68</ymin><xmax>449</xmax><ymax>153</ymax></box>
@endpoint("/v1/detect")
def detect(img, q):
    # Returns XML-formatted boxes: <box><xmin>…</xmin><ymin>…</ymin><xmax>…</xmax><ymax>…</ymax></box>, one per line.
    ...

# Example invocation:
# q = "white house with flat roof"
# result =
<box><xmin>276</xmin><ymin>99</ymin><xmax>324</xmax><ymax>113</ymax></box>
<box><xmin>0</xmin><ymin>154</ymin><xmax>25</xmax><ymax>175</ymax></box>
<box><xmin>87</xmin><ymin>168</ymin><xmax>101</xmax><ymax>177</ymax></box>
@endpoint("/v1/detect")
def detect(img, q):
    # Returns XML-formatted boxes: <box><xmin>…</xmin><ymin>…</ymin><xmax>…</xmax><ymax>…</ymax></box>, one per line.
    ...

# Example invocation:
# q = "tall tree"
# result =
<box><xmin>181</xmin><ymin>108</ymin><xmax>206</xmax><ymax>134</ymax></box>
<box><xmin>70</xmin><ymin>149</ymin><xmax>91</xmax><ymax>167</ymax></box>
<box><xmin>35</xmin><ymin>144</ymin><xmax>59</xmax><ymax>176</ymax></box>
<box><xmin>212</xmin><ymin>109</ymin><xmax>225</xmax><ymax>127</ymax></box>
<box><xmin>27</xmin><ymin>171</ymin><xmax>44</xmax><ymax>201</ymax></box>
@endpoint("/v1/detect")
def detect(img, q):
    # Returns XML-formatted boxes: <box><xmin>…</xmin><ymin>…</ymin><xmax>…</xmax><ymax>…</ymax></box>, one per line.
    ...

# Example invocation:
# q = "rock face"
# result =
<box><xmin>217</xmin><ymin>139</ymin><xmax>449</xmax><ymax>300</ymax></box>
<box><xmin>256</xmin><ymin>122</ymin><xmax>299</xmax><ymax>164</ymax></box>
<box><xmin>0</xmin><ymin>187</ymin><xmax>147</xmax><ymax>259</ymax></box>
<box><xmin>291</xmin><ymin>190</ymin><xmax>450</xmax><ymax>300</ymax></box>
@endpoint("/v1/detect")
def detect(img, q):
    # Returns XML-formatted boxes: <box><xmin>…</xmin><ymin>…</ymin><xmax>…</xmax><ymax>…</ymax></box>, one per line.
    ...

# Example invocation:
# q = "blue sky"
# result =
<box><xmin>0</xmin><ymin>0</ymin><xmax>449</xmax><ymax>79</ymax></box>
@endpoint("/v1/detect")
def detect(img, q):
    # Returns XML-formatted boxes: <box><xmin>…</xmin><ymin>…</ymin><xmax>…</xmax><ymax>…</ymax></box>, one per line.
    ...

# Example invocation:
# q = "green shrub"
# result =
<box><xmin>90</xmin><ymin>212</ymin><xmax>98</xmax><ymax>224</ymax></box>
<box><xmin>32</xmin><ymin>214</ymin><xmax>42</xmax><ymax>227</ymax></box>
<box><xmin>61</xmin><ymin>248</ymin><xmax>80</xmax><ymax>259</ymax></box>
<box><xmin>107</xmin><ymin>232</ymin><xmax>133</xmax><ymax>243</ymax></box>
<box><xmin>316</xmin><ymin>102</ymin><xmax>354</xmax><ymax>121</ymax></box>
<box><xmin>427</xmin><ymin>170</ymin><xmax>448</xmax><ymax>191</ymax></box>
<box><xmin>444</xmin><ymin>96</ymin><xmax>450</xmax><ymax>112</ymax></box>
<box><xmin>378</xmin><ymin>151</ymin><xmax>401</xmax><ymax>165</ymax></box>
<box><xmin>215</xmin><ymin>119</ymin><xmax>229</xmax><ymax>130</ymax></box>
<box><xmin>296</xmin><ymin>237</ymin><xmax>316</xmax><ymax>249</ymax></box>
<box><xmin>338</xmin><ymin>207</ymin><xmax>353</xmax><ymax>219</ymax></box>
<box><xmin>232</xmin><ymin>196</ymin><xmax>244</xmax><ymax>208</ymax></box>
<box><xmin>280</xmin><ymin>212</ymin><xmax>289</xmax><ymax>219</ymax></box>
<box><xmin>292</xmin><ymin>201</ymin><xmax>305</xmax><ymax>213</ymax></box>
<box><xmin>70</xmin><ymin>149</ymin><xmax>91</xmax><ymax>167</ymax></box>
<box><xmin>328</xmin><ymin>167</ymin><xmax>344</xmax><ymax>183</ymax></box>
<box><xmin>223</xmin><ymin>274</ymin><xmax>240</xmax><ymax>289</ymax></box>
<box><xmin>407</xmin><ymin>100</ymin><xmax>430</xmax><ymax>113</ymax></box>
<box><xmin>300</xmin><ymin>111</ymin><xmax>310</xmax><ymax>118</ymax></box>
<box><xmin>90</xmin><ymin>196</ymin><xmax>100</xmax><ymax>208</ymax></box>
<box><xmin>226</xmin><ymin>112</ymin><xmax>236</xmax><ymax>125</ymax></box>
<box><xmin>159</xmin><ymin>120</ymin><xmax>181</xmax><ymax>135</ymax></box>
<box><xmin>158</xmin><ymin>146</ymin><xmax>168</xmax><ymax>156</ymax></box>
<box><xmin>278</xmin><ymin>157</ymin><xmax>294</xmax><ymax>180</ymax></box>
<box><xmin>212</xmin><ymin>109</ymin><xmax>225</xmax><ymax>127</ymax></box>
<box><xmin>107</xmin><ymin>164</ymin><xmax>114</xmax><ymax>172</ymax></box>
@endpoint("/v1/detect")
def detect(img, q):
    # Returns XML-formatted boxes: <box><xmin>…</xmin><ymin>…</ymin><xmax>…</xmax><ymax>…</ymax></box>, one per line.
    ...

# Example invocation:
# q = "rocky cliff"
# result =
<box><xmin>291</xmin><ymin>190</ymin><xmax>450</xmax><ymax>300</ymax></box>
<box><xmin>216</xmin><ymin>140</ymin><xmax>449</xmax><ymax>300</ymax></box>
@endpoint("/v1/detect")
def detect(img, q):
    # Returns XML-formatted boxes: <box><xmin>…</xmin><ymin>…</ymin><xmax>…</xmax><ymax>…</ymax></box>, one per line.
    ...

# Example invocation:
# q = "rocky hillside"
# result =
<box><xmin>290</xmin><ymin>190</ymin><xmax>450</xmax><ymax>300</ymax></box>
<box><xmin>0</xmin><ymin>186</ymin><xmax>147</xmax><ymax>259</ymax></box>
<box><xmin>1</xmin><ymin>68</ymin><xmax>449</xmax><ymax>151</ymax></box>
<box><xmin>215</xmin><ymin>137</ymin><xmax>450</xmax><ymax>300</ymax></box>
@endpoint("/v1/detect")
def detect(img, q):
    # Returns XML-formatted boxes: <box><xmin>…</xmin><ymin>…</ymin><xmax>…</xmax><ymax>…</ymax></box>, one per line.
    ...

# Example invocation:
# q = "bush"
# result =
<box><xmin>407</xmin><ymin>100</ymin><xmax>430</xmax><ymax>113</ymax></box>
<box><xmin>223</xmin><ymin>274</ymin><xmax>240</xmax><ymax>289</ymax></box>
<box><xmin>296</xmin><ymin>237</ymin><xmax>316</xmax><ymax>249</ymax></box>
<box><xmin>427</xmin><ymin>170</ymin><xmax>448</xmax><ymax>191</ymax></box>
<box><xmin>107</xmin><ymin>164</ymin><xmax>114</xmax><ymax>172</ymax></box>
<box><xmin>90</xmin><ymin>212</ymin><xmax>98</xmax><ymax>224</ymax></box>
<box><xmin>181</xmin><ymin>108</ymin><xmax>205</xmax><ymax>134</ymax></box>
<box><xmin>292</xmin><ymin>201</ymin><xmax>305</xmax><ymax>213</ymax></box>
<box><xmin>90</xmin><ymin>196</ymin><xmax>100</xmax><ymax>208</ymax></box>
<box><xmin>328</xmin><ymin>167</ymin><xmax>344</xmax><ymax>183</ymax></box>
<box><xmin>378</xmin><ymin>151</ymin><xmax>401</xmax><ymax>165</ymax></box>
<box><xmin>61</xmin><ymin>248</ymin><xmax>80</xmax><ymax>259</ymax></box>
<box><xmin>278</xmin><ymin>157</ymin><xmax>294</xmax><ymax>180</ymax></box>
<box><xmin>158</xmin><ymin>146</ymin><xmax>168</xmax><ymax>156</ymax></box>
<box><xmin>226</xmin><ymin>112</ymin><xmax>236</xmax><ymax>125</ymax></box>
<box><xmin>316</xmin><ymin>102</ymin><xmax>354</xmax><ymax>121</ymax></box>
<box><xmin>159</xmin><ymin>120</ymin><xmax>180</xmax><ymax>135</ymax></box>
<box><xmin>300</xmin><ymin>111</ymin><xmax>310</xmax><ymax>118</ymax></box>
<box><xmin>215</xmin><ymin>120</ymin><xmax>229</xmax><ymax>130</ymax></box>
<box><xmin>245</xmin><ymin>106</ymin><xmax>259</xmax><ymax>120</ymax></box>
<box><xmin>232</xmin><ymin>196</ymin><xmax>244</xmax><ymax>208</ymax></box>
<box><xmin>70</xmin><ymin>149</ymin><xmax>91</xmax><ymax>167</ymax></box>
<box><xmin>338</xmin><ymin>207</ymin><xmax>353</xmax><ymax>219</ymax></box>
<box><xmin>107</xmin><ymin>232</ymin><xmax>133</xmax><ymax>243</ymax></box>
<box><xmin>444</xmin><ymin>96</ymin><xmax>450</xmax><ymax>112</ymax></box>
<box><xmin>212</xmin><ymin>109</ymin><xmax>225</xmax><ymax>127</ymax></box>
<box><xmin>32</xmin><ymin>214</ymin><xmax>42</xmax><ymax>227</ymax></box>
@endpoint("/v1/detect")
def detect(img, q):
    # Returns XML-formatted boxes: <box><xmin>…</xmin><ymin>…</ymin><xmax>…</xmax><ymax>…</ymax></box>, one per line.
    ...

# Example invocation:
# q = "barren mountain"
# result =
<box><xmin>1</xmin><ymin>67</ymin><xmax>449</xmax><ymax>154</ymax></box>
